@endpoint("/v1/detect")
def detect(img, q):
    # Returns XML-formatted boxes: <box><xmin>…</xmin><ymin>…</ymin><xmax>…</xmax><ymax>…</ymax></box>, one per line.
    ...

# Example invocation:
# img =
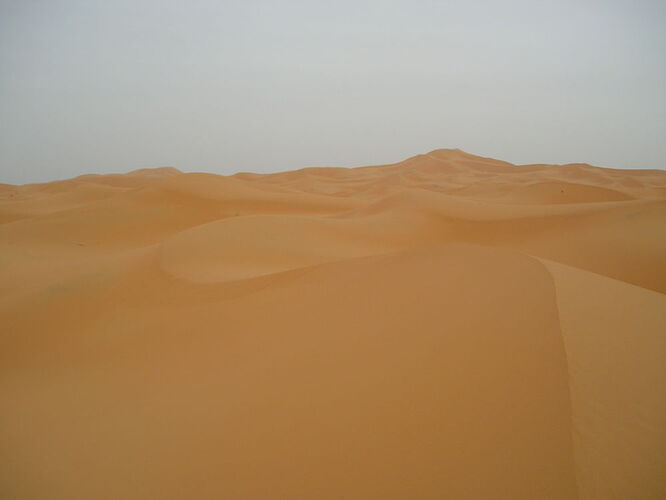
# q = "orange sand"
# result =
<box><xmin>1</xmin><ymin>149</ymin><xmax>665</xmax><ymax>499</ymax></box>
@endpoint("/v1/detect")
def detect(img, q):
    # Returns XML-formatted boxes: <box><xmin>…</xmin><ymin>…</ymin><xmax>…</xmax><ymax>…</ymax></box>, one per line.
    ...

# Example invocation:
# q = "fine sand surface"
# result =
<box><xmin>1</xmin><ymin>149</ymin><xmax>665</xmax><ymax>499</ymax></box>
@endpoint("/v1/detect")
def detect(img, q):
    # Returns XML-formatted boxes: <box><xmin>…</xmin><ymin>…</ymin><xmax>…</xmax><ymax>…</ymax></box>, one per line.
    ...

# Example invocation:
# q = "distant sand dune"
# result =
<box><xmin>1</xmin><ymin>149</ymin><xmax>665</xmax><ymax>499</ymax></box>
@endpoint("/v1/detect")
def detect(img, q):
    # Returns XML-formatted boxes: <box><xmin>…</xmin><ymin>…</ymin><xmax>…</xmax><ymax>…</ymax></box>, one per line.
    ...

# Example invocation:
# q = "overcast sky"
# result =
<box><xmin>1</xmin><ymin>0</ymin><xmax>664</xmax><ymax>184</ymax></box>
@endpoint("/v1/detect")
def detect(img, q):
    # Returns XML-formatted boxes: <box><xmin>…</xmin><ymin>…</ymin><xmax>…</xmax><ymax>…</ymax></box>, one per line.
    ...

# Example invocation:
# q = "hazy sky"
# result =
<box><xmin>1</xmin><ymin>0</ymin><xmax>664</xmax><ymax>184</ymax></box>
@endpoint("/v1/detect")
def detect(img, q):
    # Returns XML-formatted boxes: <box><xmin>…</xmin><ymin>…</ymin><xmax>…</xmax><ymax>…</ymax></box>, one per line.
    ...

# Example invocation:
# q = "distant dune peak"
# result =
<box><xmin>127</xmin><ymin>166</ymin><xmax>182</xmax><ymax>176</ymax></box>
<box><xmin>428</xmin><ymin>147</ymin><xmax>475</xmax><ymax>156</ymax></box>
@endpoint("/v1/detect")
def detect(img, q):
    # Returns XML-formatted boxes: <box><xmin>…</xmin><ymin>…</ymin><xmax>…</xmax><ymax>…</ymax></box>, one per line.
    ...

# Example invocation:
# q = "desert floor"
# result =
<box><xmin>2</xmin><ymin>149</ymin><xmax>665</xmax><ymax>499</ymax></box>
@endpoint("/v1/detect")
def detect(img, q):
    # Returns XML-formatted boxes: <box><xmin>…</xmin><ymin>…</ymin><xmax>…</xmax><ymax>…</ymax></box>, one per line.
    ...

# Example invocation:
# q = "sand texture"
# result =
<box><xmin>1</xmin><ymin>149</ymin><xmax>665</xmax><ymax>499</ymax></box>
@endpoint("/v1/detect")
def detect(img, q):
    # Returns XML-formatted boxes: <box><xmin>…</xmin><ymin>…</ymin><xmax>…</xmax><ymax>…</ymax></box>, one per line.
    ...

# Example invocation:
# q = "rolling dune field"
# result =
<box><xmin>1</xmin><ymin>149</ymin><xmax>665</xmax><ymax>499</ymax></box>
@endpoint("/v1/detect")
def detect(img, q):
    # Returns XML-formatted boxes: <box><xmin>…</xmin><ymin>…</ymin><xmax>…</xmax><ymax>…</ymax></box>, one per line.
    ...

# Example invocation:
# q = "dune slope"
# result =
<box><xmin>1</xmin><ymin>149</ymin><xmax>665</xmax><ymax>499</ymax></box>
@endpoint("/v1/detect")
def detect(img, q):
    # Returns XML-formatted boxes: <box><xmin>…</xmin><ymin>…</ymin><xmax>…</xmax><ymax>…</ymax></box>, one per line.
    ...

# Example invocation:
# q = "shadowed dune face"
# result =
<box><xmin>1</xmin><ymin>149</ymin><xmax>665</xmax><ymax>499</ymax></box>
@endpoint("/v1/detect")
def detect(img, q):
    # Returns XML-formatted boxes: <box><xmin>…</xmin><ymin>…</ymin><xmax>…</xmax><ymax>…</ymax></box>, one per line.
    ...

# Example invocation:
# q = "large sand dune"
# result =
<box><xmin>1</xmin><ymin>149</ymin><xmax>665</xmax><ymax>499</ymax></box>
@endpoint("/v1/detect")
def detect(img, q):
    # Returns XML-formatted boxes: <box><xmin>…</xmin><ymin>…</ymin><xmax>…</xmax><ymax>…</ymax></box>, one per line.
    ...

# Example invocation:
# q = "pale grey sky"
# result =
<box><xmin>1</xmin><ymin>0</ymin><xmax>664</xmax><ymax>184</ymax></box>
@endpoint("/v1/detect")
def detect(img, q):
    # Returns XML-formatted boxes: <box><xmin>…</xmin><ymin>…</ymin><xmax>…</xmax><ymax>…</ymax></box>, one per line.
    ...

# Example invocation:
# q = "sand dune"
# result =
<box><xmin>1</xmin><ymin>149</ymin><xmax>665</xmax><ymax>499</ymax></box>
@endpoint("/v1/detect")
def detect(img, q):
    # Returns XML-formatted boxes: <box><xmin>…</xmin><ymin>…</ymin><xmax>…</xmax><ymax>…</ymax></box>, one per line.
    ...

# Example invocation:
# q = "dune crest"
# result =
<box><xmin>1</xmin><ymin>150</ymin><xmax>665</xmax><ymax>499</ymax></box>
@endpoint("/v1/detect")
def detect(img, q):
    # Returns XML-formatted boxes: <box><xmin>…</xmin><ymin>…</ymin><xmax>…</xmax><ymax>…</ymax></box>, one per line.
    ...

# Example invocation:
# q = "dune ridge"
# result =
<box><xmin>1</xmin><ymin>149</ymin><xmax>665</xmax><ymax>499</ymax></box>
